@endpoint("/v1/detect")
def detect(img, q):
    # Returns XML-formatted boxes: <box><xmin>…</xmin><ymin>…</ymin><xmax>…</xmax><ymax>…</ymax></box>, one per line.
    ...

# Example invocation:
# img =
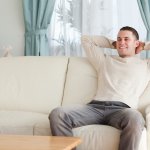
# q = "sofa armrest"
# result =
<box><xmin>145</xmin><ymin>105</ymin><xmax>150</xmax><ymax>150</ymax></box>
<box><xmin>145</xmin><ymin>105</ymin><xmax>150</xmax><ymax>127</ymax></box>
<box><xmin>145</xmin><ymin>105</ymin><xmax>150</xmax><ymax>116</ymax></box>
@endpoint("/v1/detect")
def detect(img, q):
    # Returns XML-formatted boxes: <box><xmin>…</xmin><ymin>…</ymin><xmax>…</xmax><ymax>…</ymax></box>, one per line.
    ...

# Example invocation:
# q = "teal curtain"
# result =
<box><xmin>137</xmin><ymin>0</ymin><xmax>150</xmax><ymax>57</ymax></box>
<box><xmin>23</xmin><ymin>0</ymin><xmax>55</xmax><ymax>56</ymax></box>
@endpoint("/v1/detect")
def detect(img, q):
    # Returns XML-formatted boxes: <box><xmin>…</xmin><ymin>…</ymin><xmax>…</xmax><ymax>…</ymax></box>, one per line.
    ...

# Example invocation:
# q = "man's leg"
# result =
<box><xmin>105</xmin><ymin>108</ymin><xmax>145</xmax><ymax>150</ymax></box>
<box><xmin>49</xmin><ymin>104</ymin><xmax>105</xmax><ymax>136</ymax></box>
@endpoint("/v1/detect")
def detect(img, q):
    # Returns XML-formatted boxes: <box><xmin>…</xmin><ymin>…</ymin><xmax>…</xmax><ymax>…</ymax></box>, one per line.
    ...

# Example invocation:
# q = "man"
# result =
<box><xmin>49</xmin><ymin>26</ymin><xmax>150</xmax><ymax>150</ymax></box>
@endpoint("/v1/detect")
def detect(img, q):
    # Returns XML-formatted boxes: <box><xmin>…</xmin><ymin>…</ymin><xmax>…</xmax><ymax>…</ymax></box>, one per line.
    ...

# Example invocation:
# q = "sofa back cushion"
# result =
<box><xmin>139</xmin><ymin>83</ymin><xmax>150</xmax><ymax>115</ymax></box>
<box><xmin>62</xmin><ymin>57</ymin><xmax>97</xmax><ymax>105</ymax></box>
<box><xmin>62</xmin><ymin>57</ymin><xmax>150</xmax><ymax>116</ymax></box>
<box><xmin>0</xmin><ymin>56</ymin><xmax>68</xmax><ymax>113</ymax></box>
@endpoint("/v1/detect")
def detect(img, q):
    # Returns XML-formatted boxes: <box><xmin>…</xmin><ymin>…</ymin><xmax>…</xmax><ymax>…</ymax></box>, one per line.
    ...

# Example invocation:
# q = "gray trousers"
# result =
<box><xmin>49</xmin><ymin>100</ymin><xmax>145</xmax><ymax>150</ymax></box>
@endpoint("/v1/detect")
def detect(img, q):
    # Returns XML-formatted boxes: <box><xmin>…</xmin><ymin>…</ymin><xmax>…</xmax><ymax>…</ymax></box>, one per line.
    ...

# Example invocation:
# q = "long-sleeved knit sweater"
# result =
<box><xmin>81</xmin><ymin>35</ymin><xmax>150</xmax><ymax>108</ymax></box>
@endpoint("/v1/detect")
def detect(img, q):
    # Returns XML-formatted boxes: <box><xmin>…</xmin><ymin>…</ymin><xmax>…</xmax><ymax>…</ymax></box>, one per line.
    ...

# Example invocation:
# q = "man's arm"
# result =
<box><xmin>81</xmin><ymin>35</ymin><xmax>115</xmax><ymax>71</ymax></box>
<box><xmin>135</xmin><ymin>41</ymin><xmax>150</xmax><ymax>54</ymax></box>
<box><xmin>81</xmin><ymin>35</ymin><xmax>115</xmax><ymax>50</ymax></box>
<box><xmin>144</xmin><ymin>41</ymin><xmax>150</xmax><ymax>50</ymax></box>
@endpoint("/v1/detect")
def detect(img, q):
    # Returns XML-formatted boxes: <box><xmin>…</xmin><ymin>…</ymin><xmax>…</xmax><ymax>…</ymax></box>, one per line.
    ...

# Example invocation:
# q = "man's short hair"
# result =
<box><xmin>119</xmin><ymin>26</ymin><xmax>139</xmax><ymax>40</ymax></box>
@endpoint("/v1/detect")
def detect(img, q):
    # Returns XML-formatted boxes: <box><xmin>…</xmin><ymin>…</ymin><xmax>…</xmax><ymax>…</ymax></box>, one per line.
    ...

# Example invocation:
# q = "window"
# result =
<box><xmin>48</xmin><ymin>0</ymin><xmax>147</xmax><ymax>57</ymax></box>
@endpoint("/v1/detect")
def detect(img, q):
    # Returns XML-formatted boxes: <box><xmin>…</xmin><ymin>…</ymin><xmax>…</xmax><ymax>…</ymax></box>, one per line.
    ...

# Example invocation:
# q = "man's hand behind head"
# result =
<box><xmin>135</xmin><ymin>42</ymin><xmax>145</xmax><ymax>54</ymax></box>
<box><xmin>112</xmin><ymin>41</ymin><xmax>117</xmax><ymax>49</ymax></box>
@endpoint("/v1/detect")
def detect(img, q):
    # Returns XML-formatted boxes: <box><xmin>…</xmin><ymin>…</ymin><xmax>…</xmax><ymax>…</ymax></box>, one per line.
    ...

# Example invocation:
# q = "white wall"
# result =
<box><xmin>0</xmin><ymin>0</ymin><xmax>24</xmax><ymax>56</ymax></box>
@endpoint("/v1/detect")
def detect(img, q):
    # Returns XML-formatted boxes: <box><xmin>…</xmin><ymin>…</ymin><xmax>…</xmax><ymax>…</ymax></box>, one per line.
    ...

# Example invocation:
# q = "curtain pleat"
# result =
<box><xmin>137</xmin><ymin>0</ymin><xmax>150</xmax><ymax>58</ymax></box>
<box><xmin>23</xmin><ymin>0</ymin><xmax>55</xmax><ymax>56</ymax></box>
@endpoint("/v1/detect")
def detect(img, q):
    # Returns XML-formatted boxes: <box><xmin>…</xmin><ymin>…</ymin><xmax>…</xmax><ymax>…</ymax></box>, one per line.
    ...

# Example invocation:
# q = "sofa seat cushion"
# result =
<box><xmin>146</xmin><ymin>111</ymin><xmax>150</xmax><ymax>150</ymax></box>
<box><xmin>73</xmin><ymin>125</ymin><xmax>147</xmax><ymax>150</ymax></box>
<box><xmin>0</xmin><ymin>110</ymin><xmax>51</xmax><ymax>135</ymax></box>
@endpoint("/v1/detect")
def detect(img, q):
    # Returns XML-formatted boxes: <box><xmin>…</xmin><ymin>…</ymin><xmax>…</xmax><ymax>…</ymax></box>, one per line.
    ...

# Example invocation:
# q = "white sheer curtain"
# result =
<box><xmin>82</xmin><ymin>0</ymin><xmax>119</xmax><ymax>55</ymax></box>
<box><xmin>82</xmin><ymin>0</ymin><xmax>118</xmax><ymax>37</ymax></box>
<box><xmin>48</xmin><ymin>0</ymin><xmax>147</xmax><ymax>57</ymax></box>
<box><xmin>48</xmin><ymin>0</ymin><xmax>82</xmax><ymax>56</ymax></box>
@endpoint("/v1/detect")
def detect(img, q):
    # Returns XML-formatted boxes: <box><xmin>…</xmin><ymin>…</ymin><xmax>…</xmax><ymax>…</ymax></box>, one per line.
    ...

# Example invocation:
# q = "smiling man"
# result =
<box><xmin>49</xmin><ymin>26</ymin><xmax>150</xmax><ymax>150</ymax></box>
<box><xmin>116</xmin><ymin>29</ymin><xmax>140</xmax><ymax>57</ymax></box>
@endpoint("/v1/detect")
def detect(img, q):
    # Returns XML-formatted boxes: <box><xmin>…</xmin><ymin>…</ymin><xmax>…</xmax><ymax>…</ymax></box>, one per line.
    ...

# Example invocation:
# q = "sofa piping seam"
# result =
<box><xmin>61</xmin><ymin>57</ymin><xmax>70</xmax><ymax>106</ymax></box>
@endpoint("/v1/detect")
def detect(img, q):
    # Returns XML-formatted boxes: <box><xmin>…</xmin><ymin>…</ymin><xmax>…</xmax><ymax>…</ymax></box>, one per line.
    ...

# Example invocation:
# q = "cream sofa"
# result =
<box><xmin>0</xmin><ymin>56</ymin><xmax>149</xmax><ymax>150</ymax></box>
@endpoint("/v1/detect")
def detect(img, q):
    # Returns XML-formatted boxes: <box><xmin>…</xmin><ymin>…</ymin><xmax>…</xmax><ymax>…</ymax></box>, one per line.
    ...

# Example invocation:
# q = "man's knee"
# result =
<box><xmin>122</xmin><ymin>108</ymin><xmax>145</xmax><ymax>130</ymax></box>
<box><xmin>49</xmin><ymin>107</ymin><xmax>66</xmax><ymax>125</ymax></box>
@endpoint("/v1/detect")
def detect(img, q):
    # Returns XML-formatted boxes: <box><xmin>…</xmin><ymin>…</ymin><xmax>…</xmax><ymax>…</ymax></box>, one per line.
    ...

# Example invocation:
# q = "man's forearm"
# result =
<box><xmin>81</xmin><ymin>35</ymin><xmax>115</xmax><ymax>49</ymax></box>
<box><xmin>144</xmin><ymin>41</ymin><xmax>150</xmax><ymax>50</ymax></box>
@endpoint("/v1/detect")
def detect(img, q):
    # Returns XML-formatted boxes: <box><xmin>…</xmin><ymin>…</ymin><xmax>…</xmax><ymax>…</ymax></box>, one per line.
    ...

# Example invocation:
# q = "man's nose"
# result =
<box><xmin>119</xmin><ymin>40</ymin><xmax>125</xmax><ymax>44</ymax></box>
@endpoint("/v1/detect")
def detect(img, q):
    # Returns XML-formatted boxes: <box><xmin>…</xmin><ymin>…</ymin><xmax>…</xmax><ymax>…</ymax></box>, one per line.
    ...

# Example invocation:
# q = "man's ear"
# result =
<box><xmin>135</xmin><ymin>41</ymin><xmax>145</xmax><ymax>54</ymax></box>
<box><xmin>135</xmin><ymin>40</ymin><xmax>140</xmax><ymax>48</ymax></box>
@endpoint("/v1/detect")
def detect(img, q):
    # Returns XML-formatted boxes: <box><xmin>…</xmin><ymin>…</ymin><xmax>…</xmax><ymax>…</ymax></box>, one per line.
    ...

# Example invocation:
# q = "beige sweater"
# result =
<box><xmin>81</xmin><ymin>35</ymin><xmax>150</xmax><ymax>108</ymax></box>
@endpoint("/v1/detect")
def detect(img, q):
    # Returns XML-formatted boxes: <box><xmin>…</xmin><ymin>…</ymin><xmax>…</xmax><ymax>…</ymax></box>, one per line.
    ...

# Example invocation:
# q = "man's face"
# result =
<box><xmin>116</xmin><ymin>30</ymin><xmax>139</xmax><ymax>58</ymax></box>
